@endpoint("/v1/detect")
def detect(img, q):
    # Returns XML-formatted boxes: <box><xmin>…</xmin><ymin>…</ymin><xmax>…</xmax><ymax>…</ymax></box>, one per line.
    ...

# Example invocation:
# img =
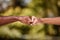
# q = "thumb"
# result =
<box><xmin>30</xmin><ymin>16</ymin><xmax>38</xmax><ymax>25</ymax></box>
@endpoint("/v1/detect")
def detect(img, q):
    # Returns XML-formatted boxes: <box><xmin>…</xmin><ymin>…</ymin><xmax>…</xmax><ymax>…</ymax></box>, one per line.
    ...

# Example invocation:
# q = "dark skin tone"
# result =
<box><xmin>0</xmin><ymin>16</ymin><xmax>32</xmax><ymax>26</ymax></box>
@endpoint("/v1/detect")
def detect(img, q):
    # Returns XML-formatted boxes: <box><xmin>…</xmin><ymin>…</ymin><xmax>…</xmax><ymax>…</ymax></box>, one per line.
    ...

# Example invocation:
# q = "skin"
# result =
<box><xmin>31</xmin><ymin>16</ymin><xmax>60</xmax><ymax>25</ymax></box>
<box><xmin>0</xmin><ymin>16</ymin><xmax>60</xmax><ymax>26</ymax></box>
<box><xmin>39</xmin><ymin>17</ymin><xmax>60</xmax><ymax>25</ymax></box>
<box><xmin>0</xmin><ymin>16</ymin><xmax>32</xmax><ymax>26</ymax></box>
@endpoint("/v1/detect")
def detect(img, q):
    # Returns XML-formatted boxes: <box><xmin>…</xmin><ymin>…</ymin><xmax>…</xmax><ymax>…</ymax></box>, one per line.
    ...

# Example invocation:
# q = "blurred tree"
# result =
<box><xmin>0</xmin><ymin>0</ymin><xmax>60</xmax><ymax>40</ymax></box>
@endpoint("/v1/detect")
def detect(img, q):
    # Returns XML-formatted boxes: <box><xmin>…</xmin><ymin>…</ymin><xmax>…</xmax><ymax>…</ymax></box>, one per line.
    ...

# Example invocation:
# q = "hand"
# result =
<box><xmin>17</xmin><ymin>16</ymin><xmax>32</xmax><ymax>25</ymax></box>
<box><xmin>31</xmin><ymin>16</ymin><xmax>39</xmax><ymax>25</ymax></box>
<box><xmin>16</xmin><ymin>16</ymin><xmax>41</xmax><ymax>25</ymax></box>
<box><xmin>31</xmin><ymin>16</ymin><xmax>44</xmax><ymax>25</ymax></box>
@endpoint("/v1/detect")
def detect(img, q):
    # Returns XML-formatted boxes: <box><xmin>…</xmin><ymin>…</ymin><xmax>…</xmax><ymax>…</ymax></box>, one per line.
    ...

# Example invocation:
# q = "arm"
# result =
<box><xmin>39</xmin><ymin>17</ymin><xmax>60</xmax><ymax>25</ymax></box>
<box><xmin>0</xmin><ymin>16</ymin><xmax>32</xmax><ymax>26</ymax></box>
<box><xmin>0</xmin><ymin>16</ymin><xmax>18</xmax><ymax>26</ymax></box>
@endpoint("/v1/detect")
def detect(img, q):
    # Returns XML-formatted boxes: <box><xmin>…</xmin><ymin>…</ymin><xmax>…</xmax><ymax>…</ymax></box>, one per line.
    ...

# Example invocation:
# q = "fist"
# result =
<box><xmin>17</xmin><ymin>16</ymin><xmax>32</xmax><ymax>25</ymax></box>
<box><xmin>31</xmin><ymin>16</ymin><xmax>39</xmax><ymax>25</ymax></box>
<box><xmin>31</xmin><ymin>16</ymin><xmax>43</xmax><ymax>25</ymax></box>
<box><xmin>16</xmin><ymin>16</ymin><xmax>41</xmax><ymax>25</ymax></box>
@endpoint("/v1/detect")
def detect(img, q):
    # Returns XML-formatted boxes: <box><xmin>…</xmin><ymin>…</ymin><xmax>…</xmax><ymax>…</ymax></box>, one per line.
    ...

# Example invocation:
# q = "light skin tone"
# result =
<box><xmin>40</xmin><ymin>17</ymin><xmax>60</xmax><ymax>25</ymax></box>
<box><xmin>31</xmin><ymin>16</ymin><xmax>60</xmax><ymax>25</ymax></box>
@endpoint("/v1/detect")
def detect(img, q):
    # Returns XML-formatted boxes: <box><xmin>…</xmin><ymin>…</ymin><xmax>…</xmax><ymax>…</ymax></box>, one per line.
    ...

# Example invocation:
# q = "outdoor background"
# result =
<box><xmin>0</xmin><ymin>0</ymin><xmax>60</xmax><ymax>40</ymax></box>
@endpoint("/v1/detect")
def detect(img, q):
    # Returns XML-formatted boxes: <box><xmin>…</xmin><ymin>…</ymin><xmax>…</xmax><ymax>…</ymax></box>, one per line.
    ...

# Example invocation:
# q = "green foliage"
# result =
<box><xmin>0</xmin><ymin>0</ymin><xmax>59</xmax><ymax>39</ymax></box>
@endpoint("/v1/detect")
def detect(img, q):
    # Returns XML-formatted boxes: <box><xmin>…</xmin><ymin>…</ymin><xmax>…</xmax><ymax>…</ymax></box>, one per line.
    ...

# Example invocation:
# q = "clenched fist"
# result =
<box><xmin>17</xmin><ymin>16</ymin><xmax>41</xmax><ymax>25</ymax></box>
<box><xmin>17</xmin><ymin>16</ymin><xmax>33</xmax><ymax>25</ymax></box>
<box><xmin>30</xmin><ymin>16</ymin><xmax>42</xmax><ymax>25</ymax></box>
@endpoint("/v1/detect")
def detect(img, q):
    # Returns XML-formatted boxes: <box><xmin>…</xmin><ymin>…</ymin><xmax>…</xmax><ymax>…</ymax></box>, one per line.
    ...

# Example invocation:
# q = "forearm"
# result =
<box><xmin>0</xmin><ymin>16</ymin><xmax>18</xmax><ymax>26</ymax></box>
<box><xmin>39</xmin><ymin>17</ymin><xmax>60</xmax><ymax>25</ymax></box>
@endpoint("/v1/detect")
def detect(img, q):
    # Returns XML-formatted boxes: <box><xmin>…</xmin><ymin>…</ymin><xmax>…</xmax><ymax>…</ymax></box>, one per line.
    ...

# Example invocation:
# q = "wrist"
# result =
<box><xmin>38</xmin><ymin>18</ymin><xmax>44</xmax><ymax>23</ymax></box>
<box><xmin>11</xmin><ymin>16</ymin><xmax>18</xmax><ymax>21</ymax></box>
<box><xmin>15</xmin><ymin>16</ymin><xmax>24</xmax><ymax>21</ymax></box>
<box><xmin>39</xmin><ymin>18</ymin><xmax>51</xmax><ymax>24</ymax></box>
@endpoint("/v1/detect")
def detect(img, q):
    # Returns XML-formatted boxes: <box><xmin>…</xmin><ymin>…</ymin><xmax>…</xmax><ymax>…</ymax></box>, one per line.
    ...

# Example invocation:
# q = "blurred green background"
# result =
<box><xmin>0</xmin><ymin>0</ymin><xmax>60</xmax><ymax>40</ymax></box>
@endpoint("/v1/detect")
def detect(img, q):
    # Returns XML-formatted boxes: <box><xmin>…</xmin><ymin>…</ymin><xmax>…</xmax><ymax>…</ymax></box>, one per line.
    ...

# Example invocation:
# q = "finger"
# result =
<box><xmin>32</xmin><ymin>16</ymin><xmax>38</xmax><ymax>24</ymax></box>
<box><xmin>30</xmin><ymin>16</ymin><xmax>35</xmax><ymax>25</ymax></box>
<box><xmin>26</xmin><ymin>16</ymin><xmax>33</xmax><ymax>24</ymax></box>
